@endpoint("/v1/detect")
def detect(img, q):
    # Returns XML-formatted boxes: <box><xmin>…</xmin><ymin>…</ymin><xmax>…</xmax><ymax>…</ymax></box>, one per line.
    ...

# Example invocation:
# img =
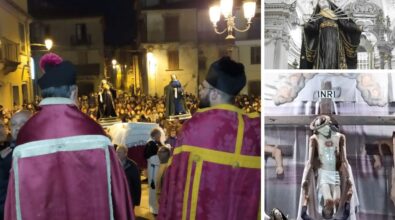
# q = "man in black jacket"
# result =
<box><xmin>0</xmin><ymin>119</ymin><xmax>10</xmax><ymax>220</ymax></box>
<box><xmin>0</xmin><ymin>110</ymin><xmax>32</xmax><ymax>220</ymax></box>
<box><xmin>116</xmin><ymin>145</ymin><xmax>141</xmax><ymax>208</ymax></box>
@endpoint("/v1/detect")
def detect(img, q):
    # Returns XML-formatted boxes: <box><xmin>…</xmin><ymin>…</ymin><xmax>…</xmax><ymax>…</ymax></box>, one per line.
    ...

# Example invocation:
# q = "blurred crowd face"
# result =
<box><xmin>0</xmin><ymin>120</ymin><xmax>7</xmax><ymax>142</ymax></box>
<box><xmin>10</xmin><ymin>111</ymin><xmax>32</xmax><ymax>141</ymax></box>
<box><xmin>154</xmin><ymin>132</ymin><xmax>162</xmax><ymax>142</ymax></box>
<box><xmin>116</xmin><ymin>146</ymin><xmax>128</xmax><ymax>162</ymax></box>
<box><xmin>198</xmin><ymin>80</ymin><xmax>213</xmax><ymax>108</ymax></box>
<box><xmin>169</xmin><ymin>130</ymin><xmax>177</xmax><ymax>138</ymax></box>
<box><xmin>3</xmin><ymin>117</ymin><xmax>9</xmax><ymax>125</ymax></box>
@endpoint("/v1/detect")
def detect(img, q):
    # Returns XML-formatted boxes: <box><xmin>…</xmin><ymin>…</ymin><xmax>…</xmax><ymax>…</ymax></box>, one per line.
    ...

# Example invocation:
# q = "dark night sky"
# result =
<box><xmin>28</xmin><ymin>0</ymin><xmax>138</xmax><ymax>47</ymax></box>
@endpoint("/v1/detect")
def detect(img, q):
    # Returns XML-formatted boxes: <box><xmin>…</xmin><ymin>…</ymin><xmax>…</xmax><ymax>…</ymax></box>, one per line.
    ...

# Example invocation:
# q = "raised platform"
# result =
<box><xmin>98</xmin><ymin>117</ymin><xmax>122</xmax><ymax>128</ymax></box>
<box><xmin>167</xmin><ymin>113</ymin><xmax>192</xmax><ymax>121</ymax></box>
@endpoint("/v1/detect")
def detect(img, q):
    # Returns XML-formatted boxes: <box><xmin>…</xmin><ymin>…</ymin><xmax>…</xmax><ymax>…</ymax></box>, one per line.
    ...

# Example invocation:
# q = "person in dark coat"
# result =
<box><xmin>116</xmin><ymin>145</ymin><xmax>141</xmax><ymax>208</ymax></box>
<box><xmin>144</xmin><ymin>129</ymin><xmax>163</xmax><ymax>161</ymax></box>
<box><xmin>165</xmin><ymin>128</ymin><xmax>177</xmax><ymax>148</ymax></box>
<box><xmin>0</xmin><ymin>120</ymin><xmax>11</xmax><ymax>220</ymax></box>
<box><xmin>0</xmin><ymin>110</ymin><xmax>32</xmax><ymax>220</ymax></box>
<box><xmin>97</xmin><ymin>79</ymin><xmax>117</xmax><ymax>119</ymax></box>
<box><xmin>164</xmin><ymin>74</ymin><xmax>187</xmax><ymax>117</ymax></box>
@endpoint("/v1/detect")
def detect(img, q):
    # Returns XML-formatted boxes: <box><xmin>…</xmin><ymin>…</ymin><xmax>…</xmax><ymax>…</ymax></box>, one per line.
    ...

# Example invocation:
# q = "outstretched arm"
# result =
<box><xmin>264</xmin><ymin>145</ymin><xmax>284</xmax><ymax>175</ymax></box>
<box><xmin>302</xmin><ymin>136</ymin><xmax>317</xmax><ymax>190</ymax></box>
<box><xmin>339</xmin><ymin>134</ymin><xmax>350</xmax><ymax>179</ymax></box>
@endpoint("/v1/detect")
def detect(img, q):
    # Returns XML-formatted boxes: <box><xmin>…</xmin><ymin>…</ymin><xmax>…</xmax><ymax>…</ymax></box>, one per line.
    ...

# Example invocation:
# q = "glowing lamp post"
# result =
<box><xmin>44</xmin><ymin>38</ymin><xmax>53</xmax><ymax>51</ymax></box>
<box><xmin>209</xmin><ymin>0</ymin><xmax>257</xmax><ymax>40</ymax></box>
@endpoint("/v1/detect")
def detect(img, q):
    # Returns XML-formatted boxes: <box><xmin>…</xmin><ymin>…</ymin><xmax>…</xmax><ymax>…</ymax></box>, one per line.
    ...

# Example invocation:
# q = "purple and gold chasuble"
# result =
<box><xmin>158</xmin><ymin>104</ymin><xmax>261</xmax><ymax>220</ymax></box>
<box><xmin>5</xmin><ymin>98</ymin><xmax>135</xmax><ymax>220</ymax></box>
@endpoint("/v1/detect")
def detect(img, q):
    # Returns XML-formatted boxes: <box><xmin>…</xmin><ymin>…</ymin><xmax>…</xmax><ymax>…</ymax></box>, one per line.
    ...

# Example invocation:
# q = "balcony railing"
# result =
<box><xmin>0</xmin><ymin>37</ymin><xmax>19</xmax><ymax>62</ymax></box>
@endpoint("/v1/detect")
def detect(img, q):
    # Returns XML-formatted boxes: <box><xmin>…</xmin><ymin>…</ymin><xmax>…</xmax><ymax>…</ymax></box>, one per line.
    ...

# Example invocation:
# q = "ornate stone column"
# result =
<box><xmin>264</xmin><ymin>1</ymin><xmax>296</xmax><ymax>69</ymax></box>
<box><xmin>388</xmin><ymin>54</ymin><xmax>392</xmax><ymax>69</ymax></box>
<box><xmin>380</xmin><ymin>52</ymin><xmax>386</xmax><ymax>69</ymax></box>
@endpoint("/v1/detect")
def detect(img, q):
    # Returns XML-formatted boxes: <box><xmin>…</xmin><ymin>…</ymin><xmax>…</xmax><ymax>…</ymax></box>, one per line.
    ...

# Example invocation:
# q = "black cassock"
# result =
<box><xmin>97</xmin><ymin>88</ymin><xmax>117</xmax><ymax>119</ymax></box>
<box><xmin>123</xmin><ymin>159</ymin><xmax>141</xmax><ymax>207</ymax></box>
<box><xmin>164</xmin><ymin>80</ymin><xmax>187</xmax><ymax>117</ymax></box>
<box><xmin>300</xmin><ymin>1</ymin><xmax>361</xmax><ymax>69</ymax></box>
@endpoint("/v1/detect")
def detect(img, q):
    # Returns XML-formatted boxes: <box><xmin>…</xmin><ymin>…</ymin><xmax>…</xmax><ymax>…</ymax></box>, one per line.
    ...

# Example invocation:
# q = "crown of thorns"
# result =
<box><xmin>310</xmin><ymin>115</ymin><xmax>332</xmax><ymax>131</ymax></box>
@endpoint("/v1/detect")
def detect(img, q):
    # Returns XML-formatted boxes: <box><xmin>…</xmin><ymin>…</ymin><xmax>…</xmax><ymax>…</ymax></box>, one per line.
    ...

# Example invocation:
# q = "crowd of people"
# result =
<box><xmin>1</xmin><ymin>89</ymin><xmax>261</xmax><ymax>124</ymax></box>
<box><xmin>0</xmin><ymin>53</ymin><xmax>261</xmax><ymax>220</ymax></box>
<box><xmin>78</xmin><ymin>91</ymin><xmax>199</xmax><ymax>124</ymax></box>
<box><xmin>0</xmin><ymin>93</ymin><xmax>261</xmax><ymax>155</ymax></box>
<box><xmin>1</xmin><ymin>93</ymin><xmax>260</xmax><ymax>136</ymax></box>
<box><xmin>78</xmin><ymin>91</ymin><xmax>261</xmax><ymax>123</ymax></box>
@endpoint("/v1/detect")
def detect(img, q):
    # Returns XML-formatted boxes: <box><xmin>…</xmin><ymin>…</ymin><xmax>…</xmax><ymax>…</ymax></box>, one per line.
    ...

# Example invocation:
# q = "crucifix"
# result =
<box><xmin>319</xmin><ymin>81</ymin><xmax>334</xmax><ymax>115</ymax></box>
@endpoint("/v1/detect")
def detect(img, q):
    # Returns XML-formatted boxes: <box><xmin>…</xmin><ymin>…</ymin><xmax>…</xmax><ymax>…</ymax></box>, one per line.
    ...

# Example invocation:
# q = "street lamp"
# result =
<box><xmin>30</xmin><ymin>38</ymin><xmax>53</xmax><ymax>97</ymax></box>
<box><xmin>209</xmin><ymin>0</ymin><xmax>257</xmax><ymax>40</ymax></box>
<box><xmin>112</xmin><ymin>59</ymin><xmax>117</xmax><ymax>69</ymax></box>
<box><xmin>44</xmin><ymin>38</ymin><xmax>53</xmax><ymax>50</ymax></box>
<box><xmin>31</xmin><ymin>38</ymin><xmax>54</xmax><ymax>51</ymax></box>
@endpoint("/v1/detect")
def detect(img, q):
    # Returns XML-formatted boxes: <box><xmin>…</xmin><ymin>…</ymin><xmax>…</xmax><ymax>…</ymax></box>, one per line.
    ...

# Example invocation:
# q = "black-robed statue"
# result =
<box><xmin>300</xmin><ymin>0</ymin><xmax>362</xmax><ymax>69</ymax></box>
<box><xmin>164</xmin><ymin>74</ymin><xmax>187</xmax><ymax>117</ymax></box>
<box><xmin>97</xmin><ymin>79</ymin><xmax>117</xmax><ymax>119</ymax></box>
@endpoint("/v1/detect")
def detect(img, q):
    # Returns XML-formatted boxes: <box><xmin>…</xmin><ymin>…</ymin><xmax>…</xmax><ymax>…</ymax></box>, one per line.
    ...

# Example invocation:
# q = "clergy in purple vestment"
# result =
<box><xmin>4</xmin><ymin>53</ymin><xmax>135</xmax><ymax>220</ymax></box>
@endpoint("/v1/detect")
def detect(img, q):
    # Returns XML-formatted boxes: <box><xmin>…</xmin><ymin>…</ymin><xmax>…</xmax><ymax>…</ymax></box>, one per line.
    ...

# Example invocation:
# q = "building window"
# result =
<box><xmin>167</xmin><ymin>50</ymin><xmax>179</xmax><ymax>70</ymax></box>
<box><xmin>1</xmin><ymin>38</ymin><xmax>19</xmax><ymax>62</ymax></box>
<box><xmin>76</xmin><ymin>23</ymin><xmax>87</xmax><ymax>41</ymax></box>
<box><xmin>140</xmin><ymin>18</ymin><xmax>147</xmax><ymax>42</ymax></box>
<box><xmin>164</xmin><ymin>15</ymin><xmax>179</xmax><ymax>42</ymax></box>
<box><xmin>357</xmin><ymin>47</ymin><xmax>368</xmax><ymax>69</ymax></box>
<box><xmin>12</xmin><ymin>85</ymin><xmax>20</xmax><ymax>107</ymax></box>
<box><xmin>19</xmin><ymin>23</ymin><xmax>26</xmax><ymax>52</ymax></box>
<box><xmin>251</xmin><ymin>46</ymin><xmax>261</xmax><ymax>64</ymax></box>
<box><xmin>30</xmin><ymin>23</ymin><xmax>40</xmax><ymax>43</ymax></box>
<box><xmin>248</xmin><ymin>80</ymin><xmax>261</xmax><ymax>96</ymax></box>
<box><xmin>5</xmin><ymin>43</ymin><xmax>19</xmax><ymax>62</ymax></box>
<box><xmin>22</xmin><ymin>84</ymin><xmax>28</xmax><ymax>104</ymax></box>
<box><xmin>198</xmin><ymin>50</ymin><xmax>207</xmax><ymax>70</ymax></box>
<box><xmin>72</xmin><ymin>24</ymin><xmax>91</xmax><ymax>45</ymax></box>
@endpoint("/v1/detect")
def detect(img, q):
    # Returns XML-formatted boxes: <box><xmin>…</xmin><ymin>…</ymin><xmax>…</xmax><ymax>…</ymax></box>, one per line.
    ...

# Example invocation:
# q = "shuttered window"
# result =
<box><xmin>164</xmin><ymin>16</ymin><xmax>179</xmax><ymax>42</ymax></box>
<box><xmin>167</xmin><ymin>50</ymin><xmax>179</xmax><ymax>70</ymax></box>
<box><xmin>251</xmin><ymin>46</ymin><xmax>261</xmax><ymax>64</ymax></box>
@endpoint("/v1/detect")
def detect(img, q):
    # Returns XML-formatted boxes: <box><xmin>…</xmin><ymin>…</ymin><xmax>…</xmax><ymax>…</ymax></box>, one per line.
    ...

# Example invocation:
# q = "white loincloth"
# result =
<box><xmin>317</xmin><ymin>169</ymin><xmax>340</xmax><ymax>187</ymax></box>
